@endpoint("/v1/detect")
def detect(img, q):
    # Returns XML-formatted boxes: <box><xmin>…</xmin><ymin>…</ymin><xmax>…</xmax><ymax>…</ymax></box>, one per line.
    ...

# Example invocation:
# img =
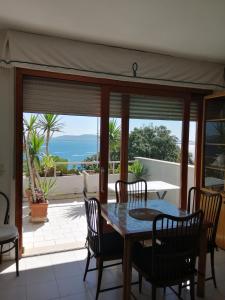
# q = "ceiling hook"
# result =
<box><xmin>132</xmin><ymin>62</ymin><xmax>138</xmax><ymax>77</ymax></box>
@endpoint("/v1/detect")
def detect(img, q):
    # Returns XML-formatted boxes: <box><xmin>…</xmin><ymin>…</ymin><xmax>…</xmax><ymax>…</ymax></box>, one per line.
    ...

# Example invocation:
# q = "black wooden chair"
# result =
<box><xmin>0</xmin><ymin>191</ymin><xmax>19</xmax><ymax>276</ymax></box>
<box><xmin>132</xmin><ymin>211</ymin><xmax>203</xmax><ymax>300</ymax></box>
<box><xmin>187</xmin><ymin>187</ymin><xmax>222</xmax><ymax>288</ymax></box>
<box><xmin>83</xmin><ymin>194</ymin><xmax>123</xmax><ymax>300</ymax></box>
<box><xmin>115</xmin><ymin>179</ymin><xmax>147</xmax><ymax>203</ymax></box>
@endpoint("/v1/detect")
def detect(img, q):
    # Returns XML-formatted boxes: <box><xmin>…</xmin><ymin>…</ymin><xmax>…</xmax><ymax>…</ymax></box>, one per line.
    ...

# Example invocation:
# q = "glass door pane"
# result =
<box><xmin>128</xmin><ymin>94</ymin><xmax>183</xmax><ymax>207</ymax></box>
<box><xmin>203</xmin><ymin>97</ymin><xmax>225</xmax><ymax>192</ymax></box>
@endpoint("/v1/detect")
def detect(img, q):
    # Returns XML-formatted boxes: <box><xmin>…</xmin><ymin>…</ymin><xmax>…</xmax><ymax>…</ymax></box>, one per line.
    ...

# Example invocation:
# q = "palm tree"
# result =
<box><xmin>29</xmin><ymin>130</ymin><xmax>45</xmax><ymax>170</ymax></box>
<box><xmin>23</xmin><ymin>115</ymin><xmax>39</xmax><ymax>201</ymax></box>
<box><xmin>28</xmin><ymin>130</ymin><xmax>45</xmax><ymax>190</ymax></box>
<box><xmin>38</xmin><ymin>114</ymin><xmax>63</xmax><ymax>155</ymax></box>
<box><xmin>108</xmin><ymin>119</ymin><xmax>120</xmax><ymax>163</ymax></box>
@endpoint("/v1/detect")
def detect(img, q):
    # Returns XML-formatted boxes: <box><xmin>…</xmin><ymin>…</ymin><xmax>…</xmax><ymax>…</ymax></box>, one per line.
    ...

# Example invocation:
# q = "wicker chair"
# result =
<box><xmin>83</xmin><ymin>195</ymin><xmax>123</xmax><ymax>300</ymax></box>
<box><xmin>132</xmin><ymin>211</ymin><xmax>203</xmax><ymax>300</ymax></box>
<box><xmin>0</xmin><ymin>191</ymin><xmax>19</xmax><ymax>276</ymax></box>
<box><xmin>115</xmin><ymin>179</ymin><xmax>147</xmax><ymax>203</ymax></box>
<box><xmin>188</xmin><ymin>187</ymin><xmax>222</xmax><ymax>288</ymax></box>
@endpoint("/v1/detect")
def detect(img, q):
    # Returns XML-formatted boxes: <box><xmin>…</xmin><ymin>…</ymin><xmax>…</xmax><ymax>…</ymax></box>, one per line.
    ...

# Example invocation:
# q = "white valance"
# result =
<box><xmin>1</xmin><ymin>30</ymin><xmax>225</xmax><ymax>90</ymax></box>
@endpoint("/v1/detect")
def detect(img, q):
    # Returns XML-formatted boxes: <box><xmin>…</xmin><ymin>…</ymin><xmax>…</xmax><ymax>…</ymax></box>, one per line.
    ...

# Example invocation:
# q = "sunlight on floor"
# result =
<box><xmin>23</xmin><ymin>198</ymin><xmax>87</xmax><ymax>255</ymax></box>
<box><xmin>1</xmin><ymin>248</ymin><xmax>225</xmax><ymax>300</ymax></box>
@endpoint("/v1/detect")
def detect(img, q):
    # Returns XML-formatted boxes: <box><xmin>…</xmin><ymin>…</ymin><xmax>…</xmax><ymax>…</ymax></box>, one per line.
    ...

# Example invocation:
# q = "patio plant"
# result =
<box><xmin>128</xmin><ymin>160</ymin><xmax>146</xmax><ymax>180</ymax></box>
<box><xmin>23</xmin><ymin>115</ymin><xmax>56</xmax><ymax>222</ymax></box>
<box><xmin>23</xmin><ymin>115</ymin><xmax>38</xmax><ymax>203</ymax></box>
<box><xmin>67</xmin><ymin>167</ymin><xmax>81</xmax><ymax>175</ymax></box>
<box><xmin>38</xmin><ymin>114</ymin><xmax>63</xmax><ymax>155</ymax></box>
<box><xmin>109</xmin><ymin>119</ymin><xmax>120</xmax><ymax>163</ymax></box>
<box><xmin>52</xmin><ymin>155</ymin><xmax>68</xmax><ymax>175</ymax></box>
<box><xmin>40</xmin><ymin>154</ymin><xmax>55</xmax><ymax>177</ymax></box>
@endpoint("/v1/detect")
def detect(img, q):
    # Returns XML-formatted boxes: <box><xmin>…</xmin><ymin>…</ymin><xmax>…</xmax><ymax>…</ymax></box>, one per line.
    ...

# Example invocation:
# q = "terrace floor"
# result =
<box><xmin>23</xmin><ymin>197</ymin><xmax>88</xmax><ymax>256</ymax></box>
<box><xmin>1</xmin><ymin>247</ymin><xmax>225</xmax><ymax>300</ymax></box>
<box><xmin>23</xmin><ymin>194</ymin><xmax>116</xmax><ymax>256</ymax></box>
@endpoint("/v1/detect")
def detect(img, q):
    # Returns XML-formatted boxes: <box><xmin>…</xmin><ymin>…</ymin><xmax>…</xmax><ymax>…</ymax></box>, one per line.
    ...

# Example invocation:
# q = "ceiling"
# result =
<box><xmin>0</xmin><ymin>0</ymin><xmax>225</xmax><ymax>63</ymax></box>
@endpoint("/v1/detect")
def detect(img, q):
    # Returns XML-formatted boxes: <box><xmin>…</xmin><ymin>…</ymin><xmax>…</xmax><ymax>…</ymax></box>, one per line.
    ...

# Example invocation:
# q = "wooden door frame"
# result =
<box><xmin>15</xmin><ymin>70</ymin><xmax>24</xmax><ymax>256</ymax></box>
<box><xmin>120</xmin><ymin>94</ymin><xmax>130</xmax><ymax>183</ymax></box>
<box><xmin>15</xmin><ymin>67</ymin><xmax>210</xmax><ymax>255</ymax></box>
<box><xmin>180</xmin><ymin>95</ymin><xmax>191</xmax><ymax>209</ymax></box>
<box><xmin>99</xmin><ymin>86</ymin><xmax>110</xmax><ymax>204</ymax></box>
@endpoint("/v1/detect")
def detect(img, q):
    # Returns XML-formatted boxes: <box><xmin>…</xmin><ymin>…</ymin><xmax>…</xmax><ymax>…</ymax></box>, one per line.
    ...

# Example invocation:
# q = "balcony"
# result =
<box><xmin>22</xmin><ymin>158</ymin><xmax>194</xmax><ymax>255</ymax></box>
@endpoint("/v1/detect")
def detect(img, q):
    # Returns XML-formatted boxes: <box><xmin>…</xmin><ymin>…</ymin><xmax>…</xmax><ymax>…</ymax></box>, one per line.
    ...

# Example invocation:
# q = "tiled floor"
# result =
<box><xmin>23</xmin><ymin>198</ymin><xmax>88</xmax><ymax>255</ymax></box>
<box><xmin>23</xmin><ymin>195</ymin><xmax>116</xmax><ymax>256</ymax></box>
<box><xmin>0</xmin><ymin>248</ymin><xmax>225</xmax><ymax>300</ymax></box>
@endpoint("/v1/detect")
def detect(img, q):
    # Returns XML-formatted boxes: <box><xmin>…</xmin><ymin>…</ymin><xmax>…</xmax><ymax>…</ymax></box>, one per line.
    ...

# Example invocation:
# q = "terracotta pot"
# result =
<box><xmin>30</xmin><ymin>202</ymin><xmax>48</xmax><ymax>223</ymax></box>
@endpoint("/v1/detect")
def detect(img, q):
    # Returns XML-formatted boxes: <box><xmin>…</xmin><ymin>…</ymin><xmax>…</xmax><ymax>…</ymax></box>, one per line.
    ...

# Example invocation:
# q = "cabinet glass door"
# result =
<box><xmin>203</xmin><ymin>97</ymin><xmax>225</xmax><ymax>192</ymax></box>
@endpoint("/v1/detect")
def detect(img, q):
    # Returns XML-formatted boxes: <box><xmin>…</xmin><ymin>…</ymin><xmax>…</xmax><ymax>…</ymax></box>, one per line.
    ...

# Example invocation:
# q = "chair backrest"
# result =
<box><xmin>0</xmin><ymin>191</ymin><xmax>10</xmax><ymax>225</ymax></box>
<box><xmin>152</xmin><ymin>210</ymin><xmax>203</xmax><ymax>286</ymax></box>
<box><xmin>188</xmin><ymin>187</ymin><xmax>222</xmax><ymax>246</ymax></box>
<box><xmin>83</xmin><ymin>194</ymin><xmax>102</xmax><ymax>255</ymax></box>
<box><xmin>115</xmin><ymin>179</ymin><xmax>147</xmax><ymax>203</ymax></box>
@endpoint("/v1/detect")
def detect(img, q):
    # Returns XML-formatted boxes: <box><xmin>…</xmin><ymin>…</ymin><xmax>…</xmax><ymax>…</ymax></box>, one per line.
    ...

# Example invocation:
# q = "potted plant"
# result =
<box><xmin>30</xmin><ymin>188</ymin><xmax>48</xmax><ymax>222</ymax></box>
<box><xmin>128</xmin><ymin>160</ymin><xmax>146</xmax><ymax>180</ymax></box>
<box><xmin>23</xmin><ymin>115</ymin><xmax>56</xmax><ymax>222</ymax></box>
<box><xmin>23</xmin><ymin>115</ymin><xmax>39</xmax><ymax>209</ymax></box>
<box><xmin>30</xmin><ymin>177</ymin><xmax>55</xmax><ymax>222</ymax></box>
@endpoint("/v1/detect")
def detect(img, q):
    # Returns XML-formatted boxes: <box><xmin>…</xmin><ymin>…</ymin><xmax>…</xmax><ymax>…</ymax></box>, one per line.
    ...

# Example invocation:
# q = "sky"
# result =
<box><xmin>54</xmin><ymin>115</ymin><xmax>196</xmax><ymax>142</ymax></box>
<box><xmin>24</xmin><ymin>113</ymin><xmax>196</xmax><ymax>142</ymax></box>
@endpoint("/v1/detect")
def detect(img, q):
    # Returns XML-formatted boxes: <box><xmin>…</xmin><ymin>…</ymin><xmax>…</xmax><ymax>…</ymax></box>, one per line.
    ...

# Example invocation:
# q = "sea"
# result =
<box><xmin>45</xmin><ymin>135</ymin><xmax>98</xmax><ymax>166</ymax></box>
<box><xmin>44</xmin><ymin>135</ymin><xmax>195</xmax><ymax>166</ymax></box>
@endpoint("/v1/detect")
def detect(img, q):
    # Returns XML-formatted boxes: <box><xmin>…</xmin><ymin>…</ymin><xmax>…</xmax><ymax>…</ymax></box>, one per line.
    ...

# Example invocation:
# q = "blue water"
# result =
<box><xmin>41</xmin><ymin>136</ymin><xmax>98</xmax><ymax>167</ymax></box>
<box><xmin>41</xmin><ymin>136</ymin><xmax>196</xmax><ymax>167</ymax></box>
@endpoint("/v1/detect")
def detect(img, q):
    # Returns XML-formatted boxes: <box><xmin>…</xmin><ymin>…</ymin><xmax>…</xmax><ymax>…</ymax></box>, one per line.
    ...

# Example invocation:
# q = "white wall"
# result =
<box><xmin>0</xmin><ymin>67</ymin><xmax>15</xmax><ymax>224</ymax></box>
<box><xmin>137</xmin><ymin>157</ymin><xmax>195</xmax><ymax>207</ymax></box>
<box><xmin>23</xmin><ymin>175</ymin><xmax>84</xmax><ymax>197</ymax></box>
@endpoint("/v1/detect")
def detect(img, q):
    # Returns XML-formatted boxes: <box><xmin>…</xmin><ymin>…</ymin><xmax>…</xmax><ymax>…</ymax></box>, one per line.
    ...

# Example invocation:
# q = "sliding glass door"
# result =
<box><xmin>99</xmin><ymin>90</ymin><xmax>196</xmax><ymax>208</ymax></box>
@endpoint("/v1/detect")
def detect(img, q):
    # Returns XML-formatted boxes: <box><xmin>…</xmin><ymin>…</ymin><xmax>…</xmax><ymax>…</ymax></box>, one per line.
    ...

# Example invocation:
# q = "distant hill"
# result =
<box><xmin>52</xmin><ymin>134</ymin><xmax>97</xmax><ymax>141</ymax></box>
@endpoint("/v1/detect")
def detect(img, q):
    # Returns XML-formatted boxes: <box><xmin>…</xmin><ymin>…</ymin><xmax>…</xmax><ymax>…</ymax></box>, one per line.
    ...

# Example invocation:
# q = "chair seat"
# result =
<box><xmin>132</xmin><ymin>242</ymin><xmax>153</xmax><ymax>275</ymax></box>
<box><xmin>102</xmin><ymin>232</ymin><xmax>123</xmax><ymax>257</ymax></box>
<box><xmin>133</xmin><ymin>242</ymin><xmax>193</xmax><ymax>286</ymax></box>
<box><xmin>0</xmin><ymin>225</ymin><xmax>18</xmax><ymax>242</ymax></box>
<box><xmin>90</xmin><ymin>231</ymin><xmax>123</xmax><ymax>258</ymax></box>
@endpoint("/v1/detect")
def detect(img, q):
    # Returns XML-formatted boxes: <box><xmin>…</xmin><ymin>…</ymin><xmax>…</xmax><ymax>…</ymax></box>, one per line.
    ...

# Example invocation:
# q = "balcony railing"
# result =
<box><xmin>53</xmin><ymin>160</ymin><xmax>135</xmax><ymax>176</ymax></box>
<box><xmin>23</xmin><ymin>158</ymin><xmax>194</xmax><ymax>207</ymax></box>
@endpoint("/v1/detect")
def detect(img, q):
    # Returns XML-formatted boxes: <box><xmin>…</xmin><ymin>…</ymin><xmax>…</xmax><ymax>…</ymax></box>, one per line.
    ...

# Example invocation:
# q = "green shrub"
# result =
<box><xmin>67</xmin><ymin>168</ymin><xmax>81</xmax><ymax>175</ymax></box>
<box><xmin>39</xmin><ymin>177</ymin><xmax>56</xmax><ymax>198</ymax></box>
<box><xmin>52</xmin><ymin>155</ymin><xmax>68</xmax><ymax>174</ymax></box>
<box><xmin>128</xmin><ymin>160</ymin><xmax>146</xmax><ymax>180</ymax></box>
<box><xmin>82</xmin><ymin>155</ymin><xmax>99</xmax><ymax>172</ymax></box>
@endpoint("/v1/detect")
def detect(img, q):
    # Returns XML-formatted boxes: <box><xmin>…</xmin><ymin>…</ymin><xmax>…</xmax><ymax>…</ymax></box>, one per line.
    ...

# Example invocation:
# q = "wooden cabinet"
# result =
<box><xmin>216</xmin><ymin>201</ymin><xmax>225</xmax><ymax>248</ymax></box>
<box><xmin>202</xmin><ymin>91</ymin><xmax>225</xmax><ymax>249</ymax></box>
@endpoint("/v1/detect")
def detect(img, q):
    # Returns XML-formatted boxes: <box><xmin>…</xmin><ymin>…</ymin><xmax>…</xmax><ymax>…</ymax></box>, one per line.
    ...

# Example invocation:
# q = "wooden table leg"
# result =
<box><xmin>123</xmin><ymin>238</ymin><xmax>132</xmax><ymax>300</ymax></box>
<box><xmin>197</xmin><ymin>226</ymin><xmax>207</xmax><ymax>297</ymax></box>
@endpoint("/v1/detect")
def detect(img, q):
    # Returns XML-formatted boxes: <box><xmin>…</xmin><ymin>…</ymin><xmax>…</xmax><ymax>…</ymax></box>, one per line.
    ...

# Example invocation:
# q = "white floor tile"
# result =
<box><xmin>26</xmin><ymin>267</ymin><xmax>55</xmax><ymax>284</ymax></box>
<box><xmin>53</xmin><ymin>261</ymin><xmax>83</xmax><ymax>279</ymax></box>
<box><xmin>23</xmin><ymin>199</ymin><xmax>87</xmax><ymax>256</ymax></box>
<box><xmin>57</xmin><ymin>276</ymin><xmax>89</xmax><ymax>297</ymax></box>
<box><xmin>0</xmin><ymin>285</ymin><xmax>27</xmax><ymax>300</ymax></box>
<box><xmin>26</xmin><ymin>280</ymin><xmax>59</xmax><ymax>300</ymax></box>
<box><xmin>0</xmin><ymin>248</ymin><xmax>225</xmax><ymax>300</ymax></box>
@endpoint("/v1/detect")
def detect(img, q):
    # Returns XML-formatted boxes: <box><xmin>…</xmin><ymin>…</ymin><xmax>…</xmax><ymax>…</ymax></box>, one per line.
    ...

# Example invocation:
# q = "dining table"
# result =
<box><xmin>101</xmin><ymin>199</ymin><xmax>207</xmax><ymax>300</ymax></box>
